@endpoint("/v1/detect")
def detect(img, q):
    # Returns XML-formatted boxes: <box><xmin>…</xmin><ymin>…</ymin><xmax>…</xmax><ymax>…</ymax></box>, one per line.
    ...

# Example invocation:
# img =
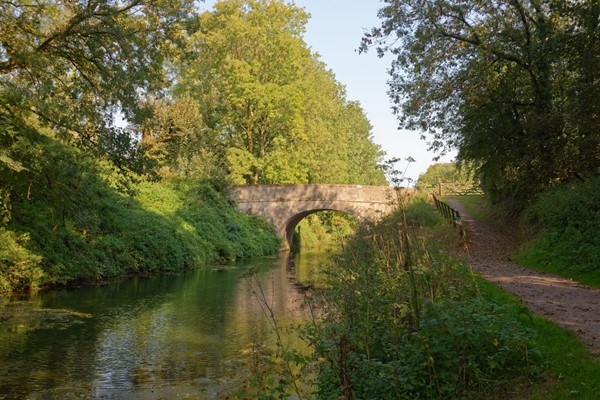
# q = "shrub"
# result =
<box><xmin>305</xmin><ymin>200</ymin><xmax>539</xmax><ymax>398</ymax></box>
<box><xmin>520</xmin><ymin>176</ymin><xmax>600</xmax><ymax>274</ymax></box>
<box><xmin>0</xmin><ymin>229</ymin><xmax>43</xmax><ymax>293</ymax></box>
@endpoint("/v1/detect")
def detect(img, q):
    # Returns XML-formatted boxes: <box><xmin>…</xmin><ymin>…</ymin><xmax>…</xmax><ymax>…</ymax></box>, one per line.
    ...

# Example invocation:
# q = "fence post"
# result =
<box><xmin>432</xmin><ymin>193</ymin><xmax>465</xmax><ymax>238</ymax></box>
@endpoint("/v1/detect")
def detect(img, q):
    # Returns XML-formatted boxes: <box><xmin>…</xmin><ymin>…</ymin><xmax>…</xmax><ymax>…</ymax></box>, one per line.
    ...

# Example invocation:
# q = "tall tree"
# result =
<box><xmin>0</xmin><ymin>0</ymin><xmax>195</xmax><ymax>224</ymax></box>
<box><xmin>342</xmin><ymin>101</ymin><xmax>388</xmax><ymax>185</ymax></box>
<box><xmin>177</xmin><ymin>0</ymin><xmax>312</xmax><ymax>184</ymax></box>
<box><xmin>174</xmin><ymin>0</ymin><xmax>386</xmax><ymax>186</ymax></box>
<box><xmin>363</xmin><ymin>1</ymin><xmax>600</xmax><ymax>209</ymax></box>
<box><xmin>0</xmin><ymin>0</ymin><xmax>194</xmax><ymax>168</ymax></box>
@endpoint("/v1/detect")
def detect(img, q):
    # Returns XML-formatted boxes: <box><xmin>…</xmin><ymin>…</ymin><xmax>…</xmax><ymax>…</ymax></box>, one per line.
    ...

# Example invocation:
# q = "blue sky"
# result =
<box><xmin>198</xmin><ymin>0</ymin><xmax>457</xmax><ymax>183</ymax></box>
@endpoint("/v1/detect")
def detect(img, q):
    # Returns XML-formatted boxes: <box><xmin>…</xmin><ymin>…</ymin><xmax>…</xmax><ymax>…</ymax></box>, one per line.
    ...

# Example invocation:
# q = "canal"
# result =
<box><xmin>0</xmin><ymin>249</ymin><xmax>332</xmax><ymax>399</ymax></box>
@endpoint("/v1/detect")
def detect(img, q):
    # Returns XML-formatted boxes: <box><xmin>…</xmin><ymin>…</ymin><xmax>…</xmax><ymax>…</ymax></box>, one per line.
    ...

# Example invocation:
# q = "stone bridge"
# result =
<box><xmin>233</xmin><ymin>184</ymin><xmax>413</xmax><ymax>250</ymax></box>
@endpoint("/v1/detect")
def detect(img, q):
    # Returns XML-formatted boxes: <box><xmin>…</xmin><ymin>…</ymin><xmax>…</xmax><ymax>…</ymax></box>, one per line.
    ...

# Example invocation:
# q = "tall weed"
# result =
<box><xmin>304</xmin><ymin>200</ymin><xmax>539</xmax><ymax>398</ymax></box>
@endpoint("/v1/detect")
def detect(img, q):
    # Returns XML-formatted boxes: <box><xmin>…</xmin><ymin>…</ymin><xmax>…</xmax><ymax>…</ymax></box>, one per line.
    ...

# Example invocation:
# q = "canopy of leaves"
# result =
<box><xmin>1</xmin><ymin>0</ymin><xmax>197</xmax><ymax>230</ymax></box>
<box><xmin>364</xmin><ymin>1</ymin><xmax>600</xmax><ymax>210</ymax></box>
<box><xmin>166</xmin><ymin>0</ymin><xmax>386</xmax><ymax>185</ymax></box>
<box><xmin>0</xmin><ymin>0</ymin><xmax>195</xmax><ymax>189</ymax></box>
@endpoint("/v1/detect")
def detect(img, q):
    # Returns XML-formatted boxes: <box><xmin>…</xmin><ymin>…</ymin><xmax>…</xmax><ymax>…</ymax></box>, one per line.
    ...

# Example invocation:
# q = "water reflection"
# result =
<box><xmin>0</xmin><ymin>250</ymin><xmax>331</xmax><ymax>399</ymax></box>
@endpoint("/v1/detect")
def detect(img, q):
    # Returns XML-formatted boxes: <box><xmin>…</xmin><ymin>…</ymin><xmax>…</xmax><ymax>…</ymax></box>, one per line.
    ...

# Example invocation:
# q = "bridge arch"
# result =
<box><xmin>281</xmin><ymin>207</ymin><xmax>365</xmax><ymax>251</ymax></box>
<box><xmin>233</xmin><ymin>184</ymin><xmax>413</xmax><ymax>250</ymax></box>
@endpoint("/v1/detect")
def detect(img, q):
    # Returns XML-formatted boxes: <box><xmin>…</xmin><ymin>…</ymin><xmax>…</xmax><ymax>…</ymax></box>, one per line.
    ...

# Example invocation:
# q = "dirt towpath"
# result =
<box><xmin>446</xmin><ymin>199</ymin><xmax>600</xmax><ymax>355</ymax></box>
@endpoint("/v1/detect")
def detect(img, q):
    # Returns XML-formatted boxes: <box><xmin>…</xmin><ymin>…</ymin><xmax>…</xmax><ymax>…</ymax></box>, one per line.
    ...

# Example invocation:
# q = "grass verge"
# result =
<box><xmin>434</xmin><ymin>194</ymin><xmax>600</xmax><ymax>398</ymax></box>
<box><xmin>444</xmin><ymin>194</ymin><xmax>493</xmax><ymax>222</ymax></box>
<box><xmin>477</xmin><ymin>279</ymin><xmax>600</xmax><ymax>400</ymax></box>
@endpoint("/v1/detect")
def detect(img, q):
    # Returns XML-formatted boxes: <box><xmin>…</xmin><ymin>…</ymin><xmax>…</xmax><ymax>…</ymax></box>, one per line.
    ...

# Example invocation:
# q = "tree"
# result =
<box><xmin>417</xmin><ymin>162</ymin><xmax>475</xmax><ymax>192</ymax></box>
<box><xmin>140</xmin><ymin>96</ymin><xmax>229</xmax><ymax>180</ymax></box>
<box><xmin>177</xmin><ymin>0</ymin><xmax>312</xmax><ymax>184</ymax></box>
<box><xmin>295</xmin><ymin>58</ymin><xmax>386</xmax><ymax>186</ymax></box>
<box><xmin>175</xmin><ymin>0</ymin><xmax>387</xmax><ymax>186</ymax></box>
<box><xmin>0</xmin><ymin>0</ymin><xmax>195</xmax><ymax>226</ymax></box>
<box><xmin>342</xmin><ymin>101</ymin><xmax>388</xmax><ymax>186</ymax></box>
<box><xmin>363</xmin><ymin>1</ymin><xmax>600</xmax><ymax>209</ymax></box>
<box><xmin>0</xmin><ymin>0</ymin><xmax>194</xmax><ymax>170</ymax></box>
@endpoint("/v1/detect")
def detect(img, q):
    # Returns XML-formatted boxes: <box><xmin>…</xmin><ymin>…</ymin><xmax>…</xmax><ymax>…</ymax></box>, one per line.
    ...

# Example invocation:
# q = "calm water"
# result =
<box><xmin>0</xmin><ymin>249</ymin><xmax>332</xmax><ymax>399</ymax></box>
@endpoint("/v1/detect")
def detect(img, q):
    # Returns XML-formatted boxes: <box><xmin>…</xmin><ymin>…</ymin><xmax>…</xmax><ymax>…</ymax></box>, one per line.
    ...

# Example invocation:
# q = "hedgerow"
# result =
<box><xmin>1</xmin><ymin>138</ymin><xmax>280</xmax><ymax>294</ymax></box>
<box><xmin>519</xmin><ymin>176</ymin><xmax>600</xmax><ymax>280</ymax></box>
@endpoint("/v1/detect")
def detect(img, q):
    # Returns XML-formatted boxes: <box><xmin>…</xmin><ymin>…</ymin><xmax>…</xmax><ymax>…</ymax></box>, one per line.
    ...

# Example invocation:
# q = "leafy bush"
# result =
<box><xmin>0</xmin><ymin>229</ymin><xmax>43</xmax><ymax>293</ymax></box>
<box><xmin>1</xmin><ymin>137</ymin><xmax>280</xmax><ymax>293</ymax></box>
<box><xmin>305</xmin><ymin>201</ymin><xmax>539</xmax><ymax>398</ymax></box>
<box><xmin>295</xmin><ymin>212</ymin><xmax>358</xmax><ymax>249</ymax></box>
<box><xmin>519</xmin><ymin>176</ymin><xmax>600</xmax><ymax>276</ymax></box>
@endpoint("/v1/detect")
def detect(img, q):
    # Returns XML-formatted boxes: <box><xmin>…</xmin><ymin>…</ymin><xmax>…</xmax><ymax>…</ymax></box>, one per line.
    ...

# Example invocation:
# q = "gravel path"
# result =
<box><xmin>446</xmin><ymin>199</ymin><xmax>600</xmax><ymax>355</ymax></box>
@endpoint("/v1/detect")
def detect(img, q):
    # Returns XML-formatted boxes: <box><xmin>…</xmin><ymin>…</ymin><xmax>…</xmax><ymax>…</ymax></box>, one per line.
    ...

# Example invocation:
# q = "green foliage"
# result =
<box><xmin>0</xmin><ymin>0</ymin><xmax>195</xmax><ymax>167</ymax></box>
<box><xmin>417</xmin><ymin>162</ymin><xmax>475</xmax><ymax>192</ymax></box>
<box><xmin>365</xmin><ymin>1</ymin><xmax>600</xmax><ymax>211</ymax></box>
<box><xmin>304</xmin><ymin>201</ymin><xmax>539</xmax><ymax>398</ymax></box>
<box><xmin>175</xmin><ymin>0</ymin><xmax>312</xmax><ymax>184</ymax></box>
<box><xmin>295</xmin><ymin>212</ymin><xmax>358</xmax><ymax>250</ymax></box>
<box><xmin>518</xmin><ymin>177</ymin><xmax>600</xmax><ymax>283</ymax></box>
<box><xmin>0</xmin><ymin>229</ymin><xmax>43</xmax><ymax>293</ymax></box>
<box><xmin>172</xmin><ymin>0</ymin><xmax>386</xmax><ymax>186</ymax></box>
<box><xmin>0</xmin><ymin>136</ymin><xmax>280</xmax><ymax>294</ymax></box>
<box><xmin>140</xmin><ymin>97</ymin><xmax>228</xmax><ymax>181</ymax></box>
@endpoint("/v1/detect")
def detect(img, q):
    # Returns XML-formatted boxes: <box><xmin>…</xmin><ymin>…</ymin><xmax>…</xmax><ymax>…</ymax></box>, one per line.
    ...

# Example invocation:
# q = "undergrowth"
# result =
<box><xmin>0</xmin><ymin>137</ymin><xmax>280</xmax><ymax>294</ymax></box>
<box><xmin>301</xmin><ymin>194</ymin><xmax>541</xmax><ymax>399</ymax></box>
<box><xmin>517</xmin><ymin>177</ymin><xmax>600</xmax><ymax>287</ymax></box>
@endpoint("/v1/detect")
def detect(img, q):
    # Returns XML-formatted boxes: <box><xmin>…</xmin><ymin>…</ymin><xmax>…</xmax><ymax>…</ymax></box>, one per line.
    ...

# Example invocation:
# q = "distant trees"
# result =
<box><xmin>364</xmin><ymin>1</ymin><xmax>600</xmax><ymax>210</ymax></box>
<box><xmin>417</xmin><ymin>163</ymin><xmax>475</xmax><ymax>193</ymax></box>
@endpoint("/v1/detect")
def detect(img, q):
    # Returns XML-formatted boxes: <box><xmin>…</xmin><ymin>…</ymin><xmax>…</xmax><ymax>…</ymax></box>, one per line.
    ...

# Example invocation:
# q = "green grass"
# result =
<box><xmin>477</xmin><ymin>278</ymin><xmax>600</xmax><ymax>400</ymax></box>
<box><xmin>429</xmin><ymin>195</ymin><xmax>600</xmax><ymax>399</ymax></box>
<box><xmin>444</xmin><ymin>194</ymin><xmax>493</xmax><ymax>222</ymax></box>
<box><xmin>409</xmin><ymin>193</ymin><xmax>467</xmax><ymax>251</ymax></box>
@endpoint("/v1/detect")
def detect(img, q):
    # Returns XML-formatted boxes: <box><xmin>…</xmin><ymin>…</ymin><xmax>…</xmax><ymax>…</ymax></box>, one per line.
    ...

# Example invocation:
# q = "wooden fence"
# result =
<box><xmin>432</xmin><ymin>194</ymin><xmax>465</xmax><ymax>238</ymax></box>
